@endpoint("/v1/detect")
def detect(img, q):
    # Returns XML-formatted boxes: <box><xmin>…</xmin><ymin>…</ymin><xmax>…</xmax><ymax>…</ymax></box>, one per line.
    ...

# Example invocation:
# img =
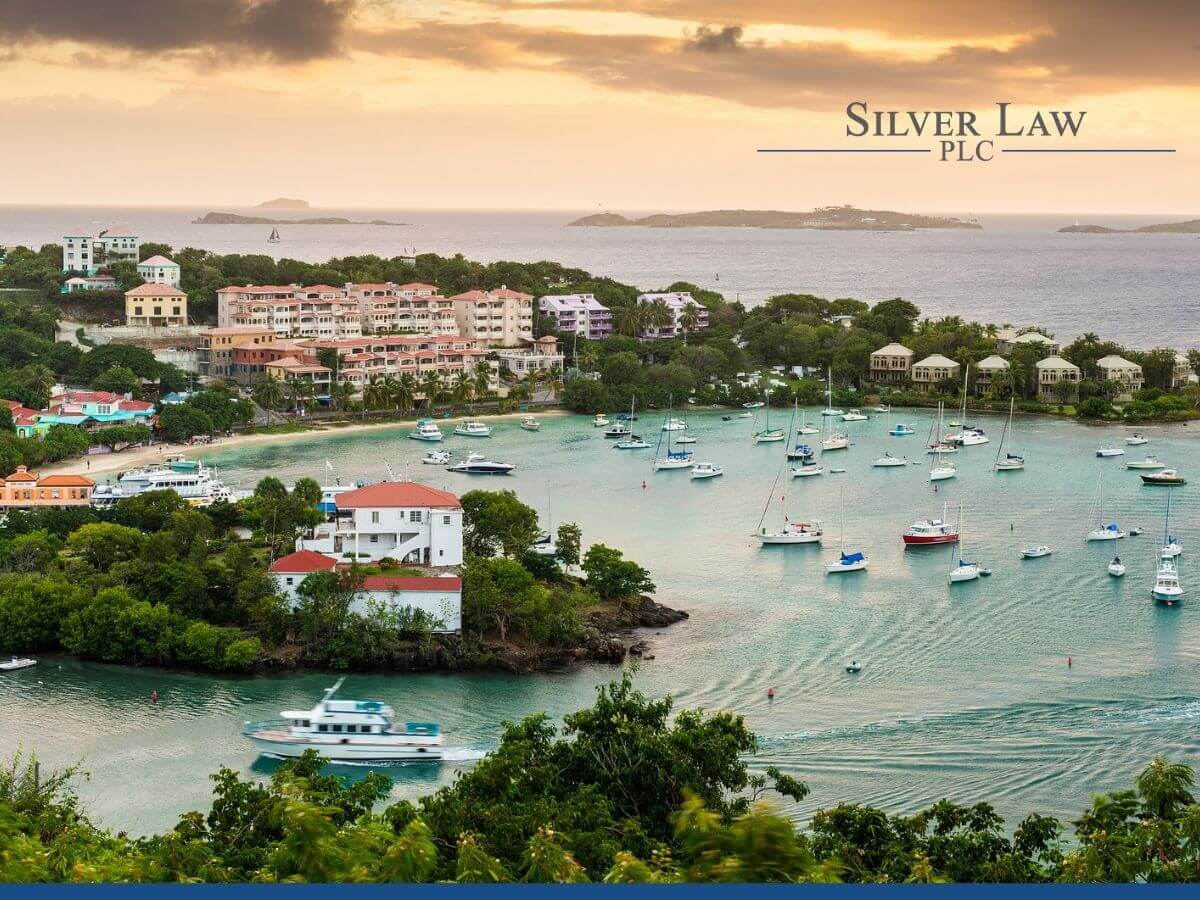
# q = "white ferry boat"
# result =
<box><xmin>243</xmin><ymin>679</ymin><xmax>443</xmax><ymax>761</ymax></box>
<box><xmin>454</xmin><ymin>420</ymin><xmax>492</xmax><ymax>437</ymax></box>
<box><xmin>408</xmin><ymin>419</ymin><xmax>444</xmax><ymax>442</ymax></box>
<box><xmin>92</xmin><ymin>461</ymin><xmax>239</xmax><ymax>508</ymax></box>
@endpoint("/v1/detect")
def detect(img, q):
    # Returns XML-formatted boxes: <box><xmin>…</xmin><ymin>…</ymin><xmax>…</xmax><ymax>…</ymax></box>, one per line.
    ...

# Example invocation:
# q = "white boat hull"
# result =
<box><xmin>1087</xmin><ymin>530</ymin><xmax>1126</xmax><ymax>541</ymax></box>
<box><xmin>1153</xmin><ymin>588</ymin><xmax>1183</xmax><ymax>604</ymax></box>
<box><xmin>1108</xmin><ymin>564</ymin><xmax>1126</xmax><ymax>577</ymax></box>
<box><xmin>826</xmin><ymin>561</ymin><xmax>868</xmax><ymax>573</ymax></box>
<box><xmin>248</xmin><ymin>732</ymin><xmax>443</xmax><ymax>761</ymax></box>
<box><xmin>873</xmin><ymin>458</ymin><xmax>906</xmax><ymax>468</ymax></box>
<box><xmin>791</xmin><ymin>466</ymin><xmax>823</xmax><ymax>477</ymax></box>
<box><xmin>654</xmin><ymin>458</ymin><xmax>693</xmax><ymax>470</ymax></box>
<box><xmin>822</xmin><ymin>438</ymin><xmax>849</xmax><ymax>451</ymax></box>
<box><xmin>0</xmin><ymin>658</ymin><xmax>36</xmax><ymax>671</ymax></box>
<box><xmin>755</xmin><ymin>433</ymin><xmax>786</xmax><ymax>443</ymax></box>
<box><xmin>929</xmin><ymin>468</ymin><xmax>956</xmax><ymax>482</ymax></box>
<box><xmin>758</xmin><ymin>530</ymin><xmax>822</xmax><ymax>544</ymax></box>
<box><xmin>949</xmin><ymin>566</ymin><xmax>980</xmax><ymax>583</ymax></box>
<box><xmin>409</xmin><ymin>433</ymin><xmax>443</xmax><ymax>442</ymax></box>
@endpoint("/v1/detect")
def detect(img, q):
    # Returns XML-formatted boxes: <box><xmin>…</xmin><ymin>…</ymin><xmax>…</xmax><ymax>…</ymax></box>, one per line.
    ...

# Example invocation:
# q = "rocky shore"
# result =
<box><xmin>260</xmin><ymin>595</ymin><xmax>689</xmax><ymax>676</ymax></box>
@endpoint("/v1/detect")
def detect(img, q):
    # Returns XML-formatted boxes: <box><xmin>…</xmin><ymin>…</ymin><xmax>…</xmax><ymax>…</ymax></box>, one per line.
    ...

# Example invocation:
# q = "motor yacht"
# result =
<box><xmin>841</xmin><ymin>409</ymin><xmax>867</xmax><ymax>422</ymax></box>
<box><xmin>91</xmin><ymin>461</ymin><xmax>239</xmax><ymax>508</ymax></box>
<box><xmin>1021</xmin><ymin>545</ymin><xmax>1052</xmax><ymax>559</ymax></box>
<box><xmin>1141</xmin><ymin>469</ymin><xmax>1186</xmax><ymax>485</ymax></box>
<box><xmin>1126</xmin><ymin>457</ymin><xmax>1164</xmax><ymax>470</ymax></box>
<box><xmin>675</xmin><ymin>435</ymin><xmax>697</xmax><ymax>444</ymax></box>
<box><xmin>0</xmin><ymin>656</ymin><xmax>36</xmax><ymax>671</ymax></box>
<box><xmin>454</xmin><ymin>420</ymin><xmax>491</xmax><ymax>437</ymax></box>
<box><xmin>662</xmin><ymin>418</ymin><xmax>687</xmax><ymax>432</ymax></box>
<box><xmin>603</xmin><ymin>422</ymin><xmax>632</xmax><ymax>438</ymax></box>
<box><xmin>1096</xmin><ymin>447</ymin><xmax>1125</xmax><ymax>457</ymax></box>
<box><xmin>902</xmin><ymin>516</ymin><xmax>959</xmax><ymax>546</ymax></box>
<box><xmin>1153</xmin><ymin>559</ymin><xmax>1183</xmax><ymax>606</ymax></box>
<box><xmin>408</xmin><ymin>419</ymin><xmax>444</xmax><ymax>442</ymax></box>
<box><xmin>244</xmin><ymin>678</ymin><xmax>443</xmax><ymax>761</ymax></box>
<box><xmin>592</xmin><ymin>414</ymin><xmax>609</xmax><ymax>427</ymax></box>
<box><xmin>889</xmin><ymin>423</ymin><xmax>915</xmax><ymax>436</ymax></box>
<box><xmin>446</xmin><ymin>453</ymin><xmax>515</xmax><ymax>475</ymax></box>
<box><xmin>690</xmin><ymin>463</ymin><xmax>723</xmax><ymax>479</ymax></box>
<box><xmin>520</xmin><ymin>416</ymin><xmax>540</xmax><ymax>432</ymax></box>
<box><xmin>1126</xmin><ymin>434</ymin><xmax>1149</xmax><ymax>445</ymax></box>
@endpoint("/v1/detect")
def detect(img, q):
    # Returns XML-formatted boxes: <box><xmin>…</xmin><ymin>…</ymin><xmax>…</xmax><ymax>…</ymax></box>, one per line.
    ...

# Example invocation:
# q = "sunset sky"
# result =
<box><xmin>2</xmin><ymin>0</ymin><xmax>1198</xmax><ymax>213</ymax></box>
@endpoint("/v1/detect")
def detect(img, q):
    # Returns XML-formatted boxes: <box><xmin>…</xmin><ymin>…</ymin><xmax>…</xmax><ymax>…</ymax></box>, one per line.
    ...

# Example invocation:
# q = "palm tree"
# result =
<box><xmin>253</xmin><ymin>375</ymin><xmax>285</xmax><ymax>426</ymax></box>
<box><xmin>647</xmin><ymin>300</ymin><xmax>674</xmax><ymax>337</ymax></box>
<box><xmin>328</xmin><ymin>380</ymin><xmax>356</xmax><ymax>413</ymax></box>
<box><xmin>453</xmin><ymin>371</ymin><xmax>473</xmax><ymax>409</ymax></box>
<box><xmin>420</xmin><ymin>371</ymin><xmax>443</xmax><ymax>410</ymax></box>
<box><xmin>396</xmin><ymin>373</ymin><xmax>417</xmax><ymax>415</ymax></box>
<box><xmin>473</xmin><ymin>360</ymin><xmax>493</xmax><ymax>402</ymax></box>
<box><xmin>1137</xmin><ymin>755</ymin><xmax>1195</xmax><ymax>820</ymax></box>
<box><xmin>286</xmin><ymin>378</ymin><xmax>316</xmax><ymax>414</ymax></box>
<box><xmin>616</xmin><ymin>304</ymin><xmax>646</xmax><ymax>338</ymax></box>
<box><xmin>679</xmin><ymin>304</ymin><xmax>701</xmax><ymax>344</ymax></box>
<box><xmin>363</xmin><ymin>374</ymin><xmax>390</xmax><ymax>414</ymax></box>
<box><xmin>544</xmin><ymin>366</ymin><xmax>564</xmax><ymax>400</ymax></box>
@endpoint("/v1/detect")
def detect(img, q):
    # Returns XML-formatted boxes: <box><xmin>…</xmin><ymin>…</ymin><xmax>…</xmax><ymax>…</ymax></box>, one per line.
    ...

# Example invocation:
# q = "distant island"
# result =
<box><xmin>255</xmin><ymin>197</ymin><xmax>309</xmax><ymax>209</ymax></box>
<box><xmin>568</xmin><ymin>206</ymin><xmax>981</xmax><ymax>231</ymax></box>
<box><xmin>1058</xmin><ymin>219</ymin><xmax>1200</xmax><ymax>234</ymax></box>
<box><xmin>193</xmin><ymin>212</ymin><xmax>405</xmax><ymax>226</ymax></box>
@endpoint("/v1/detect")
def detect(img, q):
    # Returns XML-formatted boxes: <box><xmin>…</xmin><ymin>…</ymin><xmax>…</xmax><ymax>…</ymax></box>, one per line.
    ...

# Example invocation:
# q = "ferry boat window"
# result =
<box><xmin>331</xmin><ymin>725</ymin><xmax>342</xmax><ymax>733</ymax></box>
<box><xmin>318</xmin><ymin>724</ymin><xmax>328</xmax><ymax>732</ymax></box>
<box><xmin>302</xmin><ymin>720</ymin><xmax>310</xmax><ymax>727</ymax></box>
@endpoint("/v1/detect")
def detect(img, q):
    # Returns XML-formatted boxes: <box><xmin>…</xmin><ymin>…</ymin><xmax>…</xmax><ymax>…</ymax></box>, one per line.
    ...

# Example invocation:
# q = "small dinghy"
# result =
<box><xmin>675</xmin><ymin>435</ymin><xmax>697</xmax><ymax>444</ymax></box>
<box><xmin>0</xmin><ymin>656</ymin><xmax>37</xmax><ymax>671</ymax></box>
<box><xmin>1021</xmin><ymin>545</ymin><xmax>1052</xmax><ymax>559</ymax></box>
<box><xmin>1096</xmin><ymin>447</ymin><xmax>1125</xmax><ymax>457</ymax></box>
<box><xmin>1126</xmin><ymin>434</ymin><xmax>1149</xmax><ymax>445</ymax></box>
<box><xmin>1130</xmin><ymin>526</ymin><xmax>1144</xmax><ymax>536</ymax></box>
<box><xmin>421</xmin><ymin>450</ymin><xmax>451</xmax><ymax>465</ymax></box>
<box><xmin>979</xmin><ymin>567</ymin><xmax>993</xmax><ymax>577</ymax></box>
<box><xmin>845</xmin><ymin>660</ymin><xmax>863</xmax><ymax>674</ymax></box>
<box><xmin>1108</xmin><ymin>556</ymin><xmax>1126</xmax><ymax>577</ymax></box>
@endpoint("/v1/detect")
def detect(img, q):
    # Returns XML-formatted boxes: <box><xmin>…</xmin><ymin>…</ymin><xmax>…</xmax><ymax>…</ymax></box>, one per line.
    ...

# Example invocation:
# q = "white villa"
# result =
<box><xmin>269</xmin><ymin>550</ymin><xmax>462</xmax><ymax>632</ymax></box>
<box><xmin>137</xmin><ymin>255</ymin><xmax>181</xmax><ymax>288</ymax></box>
<box><xmin>296</xmin><ymin>481</ymin><xmax>464</xmax><ymax>566</ymax></box>
<box><xmin>997</xmin><ymin>329</ymin><xmax>1059</xmax><ymax>356</ymax></box>
<box><xmin>636</xmin><ymin>292</ymin><xmax>709</xmax><ymax>339</ymax></box>
<box><xmin>974</xmin><ymin>354</ymin><xmax>1010</xmax><ymax>393</ymax></box>
<box><xmin>495</xmin><ymin>336</ymin><xmax>565</xmax><ymax>378</ymax></box>
<box><xmin>1035</xmin><ymin>355</ymin><xmax>1081</xmax><ymax>401</ymax></box>
<box><xmin>538</xmin><ymin>294</ymin><xmax>613</xmax><ymax>340</ymax></box>
<box><xmin>62</xmin><ymin>227</ymin><xmax>140</xmax><ymax>275</ymax></box>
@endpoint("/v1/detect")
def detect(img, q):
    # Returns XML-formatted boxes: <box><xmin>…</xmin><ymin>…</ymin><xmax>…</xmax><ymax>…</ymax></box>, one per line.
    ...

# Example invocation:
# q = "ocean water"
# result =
<box><xmin>4</xmin><ymin>410</ymin><xmax>1200</xmax><ymax>835</ymax></box>
<box><xmin>1</xmin><ymin>206</ymin><xmax>1197</xmax><ymax>349</ymax></box>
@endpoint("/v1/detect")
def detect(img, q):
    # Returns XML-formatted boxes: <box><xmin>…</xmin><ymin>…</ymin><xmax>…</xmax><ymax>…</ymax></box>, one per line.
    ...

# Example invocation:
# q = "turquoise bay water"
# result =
<box><xmin>3</xmin><ymin>410</ymin><xmax>1200</xmax><ymax>834</ymax></box>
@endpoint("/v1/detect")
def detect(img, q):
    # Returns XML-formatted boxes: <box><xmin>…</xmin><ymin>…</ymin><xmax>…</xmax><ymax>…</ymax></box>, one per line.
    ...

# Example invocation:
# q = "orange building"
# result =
<box><xmin>0</xmin><ymin>466</ymin><xmax>95</xmax><ymax>507</ymax></box>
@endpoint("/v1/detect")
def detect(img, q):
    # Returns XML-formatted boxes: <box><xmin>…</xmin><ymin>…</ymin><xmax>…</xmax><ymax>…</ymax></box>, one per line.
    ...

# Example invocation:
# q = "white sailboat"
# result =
<box><xmin>1160</xmin><ymin>492</ymin><xmax>1182</xmax><ymax>559</ymax></box>
<box><xmin>928</xmin><ymin>403</ymin><xmax>956</xmax><ymax>482</ymax></box>
<box><xmin>653</xmin><ymin>396</ymin><xmax>694</xmax><ymax>470</ymax></box>
<box><xmin>948</xmin><ymin>506</ymin><xmax>980</xmax><ymax>583</ymax></box>
<box><xmin>267</xmin><ymin>227</ymin><xmax>281</xmax><ymax>243</ymax></box>
<box><xmin>821</xmin><ymin>369</ymin><xmax>850</xmax><ymax>450</ymax></box>
<box><xmin>946</xmin><ymin>365</ymin><xmax>988</xmax><ymax>446</ymax></box>
<box><xmin>993</xmin><ymin>397</ymin><xmax>1025</xmax><ymax>471</ymax></box>
<box><xmin>1086</xmin><ymin>471</ymin><xmax>1126</xmax><ymax>540</ymax></box>
<box><xmin>825</xmin><ymin>488</ymin><xmax>867</xmax><ymax>573</ymax></box>
<box><xmin>759</xmin><ymin>404</ymin><xmax>822</xmax><ymax>544</ymax></box>
<box><xmin>614</xmin><ymin>397</ymin><xmax>651</xmax><ymax>450</ymax></box>
<box><xmin>753</xmin><ymin>392</ymin><xmax>786</xmax><ymax>443</ymax></box>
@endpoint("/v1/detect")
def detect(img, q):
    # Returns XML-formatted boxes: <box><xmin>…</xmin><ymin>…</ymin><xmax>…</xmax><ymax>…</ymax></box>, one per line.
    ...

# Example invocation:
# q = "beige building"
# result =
<box><xmin>997</xmin><ymin>329</ymin><xmax>1059</xmax><ymax>356</ymax></box>
<box><xmin>1096</xmin><ymin>355</ymin><xmax>1144</xmax><ymax>397</ymax></box>
<box><xmin>869</xmin><ymin>343</ymin><xmax>914</xmax><ymax>384</ymax></box>
<box><xmin>1035</xmin><ymin>355</ymin><xmax>1081</xmax><ymax>401</ymax></box>
<box><xmin>974</xmin><ymin>355</ymin><xmax>1010</xmax><ymax>394</ymax></box>
<box><xmin>911</xmin><ymin>354</ymin><xmax>961</xmax><ymax>394</ymax></box>
<box><xmin>1173</xmin><ymin>353</ymin><xmax>1194</xmax><ymax>389</ymax></box>
<box><xmin>198</xmin><ymin>327</ymin><xmax>277</xmax><ymax>380</ymax></box>
<box><xmin>124</xmin><ymin>283</ymin><xmax>188</xmax><ymax>327</ymax></box>
<box><xmin>449</xmin><ymin>287</ymin><xmax>534</xmax><ymax>348</ymax></box>
<box><xmin>495</xmin><ymin>336</ymin><xmax>565</xmax><ymax>378</ymax></box>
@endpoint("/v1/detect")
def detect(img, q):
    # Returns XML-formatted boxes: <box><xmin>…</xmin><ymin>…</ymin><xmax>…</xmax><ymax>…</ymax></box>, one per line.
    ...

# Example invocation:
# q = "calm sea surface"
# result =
<box><xmin>3</xmin><ymin>411</ymin><xmax>1200</xmax><ymax>834</ymax></box>
<box><xmin>0</xmin><ymin>206</ymin><xmax>1198</xmax><ymax>348</ymax></box>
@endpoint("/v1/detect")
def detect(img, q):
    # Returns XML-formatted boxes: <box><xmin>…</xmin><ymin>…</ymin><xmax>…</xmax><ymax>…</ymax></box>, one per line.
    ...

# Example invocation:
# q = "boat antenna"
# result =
<box><xmin>323</xmin><ymin>677</ymin><xmax>345</xmax><ymax>703</ymax></box>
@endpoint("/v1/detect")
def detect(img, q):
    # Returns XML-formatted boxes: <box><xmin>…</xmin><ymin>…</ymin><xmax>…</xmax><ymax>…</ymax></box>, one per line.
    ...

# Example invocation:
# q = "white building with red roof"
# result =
<box><xmin>268</xmin><ymin>549</ymin><xmax>462</xmax><ymax>631</ymax></box>
<box><xmin>296</xmin><ymin>481</ymin><xmax>463</xmax><ymax>566</ymax></box>
<box><xmin>216</xmin><ymin>283</ymin><xmax>363</xmax><ymax>339</ymax></box>
<box><xmin>345</xmin><ymin>281</ymin><xmax>458</xmax><ymax>335</ymax></box>
<box><xmin>137</xmin><ymin>255</ymin><xmax>181</xmax><ymax>288</ymax></box>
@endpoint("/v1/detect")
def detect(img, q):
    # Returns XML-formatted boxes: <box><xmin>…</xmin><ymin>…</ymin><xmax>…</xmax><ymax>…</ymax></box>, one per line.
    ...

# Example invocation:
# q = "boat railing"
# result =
<box><xmin>242</xmin><ymin>719</ymin><xmax>288</xmax><ymax>735</ymax></box>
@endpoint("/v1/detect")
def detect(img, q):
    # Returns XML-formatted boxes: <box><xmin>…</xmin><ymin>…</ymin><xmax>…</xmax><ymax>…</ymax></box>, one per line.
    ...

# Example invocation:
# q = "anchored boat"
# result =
<box><xmin>244</xmin><ymin>678</ymin><xmax>443</xmax><ymax>761</ymax></box>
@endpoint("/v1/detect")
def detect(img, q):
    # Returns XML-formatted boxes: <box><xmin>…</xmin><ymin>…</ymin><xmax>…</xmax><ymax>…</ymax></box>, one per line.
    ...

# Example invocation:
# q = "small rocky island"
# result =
<box><xmin>569</xmin><ymin>205</ymin><xmax>981</xmax><ymax>231</ymax></box>
<box><xmin>193</xmin><ymin>211</ymin><xmax>406</xmax><ymax>226</ymax></box>
<box><xmin>256</xmin><ymin>197</ymin><xmax>310</xmax><ymax>209</ymax></box>
<box><xmin>1059</xmin><ymin>219</ymin><xmax>1200</xmax><ymax>234</ymax></box>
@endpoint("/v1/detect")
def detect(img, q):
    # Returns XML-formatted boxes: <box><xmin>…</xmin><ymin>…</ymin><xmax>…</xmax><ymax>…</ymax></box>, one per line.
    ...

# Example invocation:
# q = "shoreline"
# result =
<box><xmin>39</xmin><ymin>407</ymin><xmax>570</xmax><ymax>479</ymax></box>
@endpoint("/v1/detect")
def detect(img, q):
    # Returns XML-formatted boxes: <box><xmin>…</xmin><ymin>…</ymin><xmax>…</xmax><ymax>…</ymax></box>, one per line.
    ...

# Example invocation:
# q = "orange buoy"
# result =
<box><xmin>767</xmin><ymin>687</ymin><xmax>776</xmax><ymax>699</ymax></box>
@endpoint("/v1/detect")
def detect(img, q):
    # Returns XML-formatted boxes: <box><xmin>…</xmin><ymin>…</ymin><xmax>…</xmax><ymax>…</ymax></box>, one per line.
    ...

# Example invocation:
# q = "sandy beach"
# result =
<box><xmin>39</xmin><ymin>408</ymin><xmax>570</xmax><ymax>480</ymax></box>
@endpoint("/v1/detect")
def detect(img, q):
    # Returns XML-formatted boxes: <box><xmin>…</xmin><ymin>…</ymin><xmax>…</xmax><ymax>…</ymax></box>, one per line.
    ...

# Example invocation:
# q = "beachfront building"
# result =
<box><xmin>347</xmin><ymin>282</ymin><xmax>458</xmax><ymax>335</ymax></box>
<box><xmin>538</xmin><ymin>294</ymin><xmax>613</xmax><ymax>340</ymax></box>
<box><xmin>449</xmin><ymin>287</ymin><xmax>534</xmax><ymax>348</ymax></box>
<box><xmin>299</xmin><ymin>334</ymin><xmax>489</xmax><ymax>396</ymax></box>
<box><xmin>198</xmin><ymin>327</ymin><xmax>277</xmax><ymax>380</ymax></box>
<box><xmin>997</xmin><ymin>329</ymin><xmax>1059</xmax><ymax>357</ymax></box>
<box><xmin>63</xmin><ymin>227</ymin><xmax>140</xmax><ymax>274</ymax></box>
<box><xmin>27</xmin><ymin>389</ymin><xmax>155</xmax><ymax>434</ymax></box>
<box><xmin>974</xmin><ymin>355</ymin><xmax>1010</xmax><ymax>394</ymax></box>
<box><xmin>124</xmin><ymin>283</ymin><xmax>188</xmax><ymax>327</ymax></box>
<box><xmin>0</xmin><ymin>466</ymin><xmax>94</xmax><ymax>508</ymax></box>
<box><xmin>1173</xmin><ymin>353</ymin><xmax>1194</xmax><ymax>389</ymax></box>
<box><xmin>869</xmin><ymin>343</ymin><xmax>914</xmax><ymax>384</ymax></box>
<box><xmin>636</xmin><ymin>292</ymin><xmax>709</xmax><ymax>339</ymax></box>
<box><xmin>216</xmin><ymin>284</ymin><xmax>364</xmax><ymax>339</ymax></box>
<box><xmin>137</xmin><ymin>255</ymin><xmax>181</xmax><ymax>288</ymax></box>
<box><xmin>269</xmin><ymin>549</ymin><xmax>462</xmax><ymax>632</ymax></box>
<box><xmin>263</xmin><ymin>356</ymin><xmax>333</xmax><ymax>394</ymax></box>
<box><xmin>1097</xmin><ymin>355</ymin><xmax>1144</xmax><ymax>397</ymax></box>
<box><xmin>296</xmin><ymin>481</ymin><xmax>464</xmax><ymax>566</ymax></box>
<box><xmin>1035</xmin><ymin>356</ymin><xmax>1081</xmax><ymax>401</ymax></box>
<box><xmin>62</xmin><ymin>275</ymin><xmax>119</xmax><ymax>293</ymax></box>
<box><xmin>911</xmin><ymin>354</ymin><xmax>961</xmax><ymax>394</ymax></box>
<box><xmin>2</xmin><ymin>400</ymin><xmax>42</xmax><ymax>438</ymax></box>
<box><xmin>495</xmin><ymin>336</ymin><xmax>565</xmax><ymax>378</ymax></box>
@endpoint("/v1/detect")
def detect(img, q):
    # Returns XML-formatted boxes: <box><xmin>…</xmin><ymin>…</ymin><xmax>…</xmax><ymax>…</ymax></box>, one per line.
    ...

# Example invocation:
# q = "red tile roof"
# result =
<box><xmin>2</xmin><ymin>466</ymin><xmax>37</xmax><ymax>482</ymax></box>
<box><xmin>335</xmin><ymin>481</ymin><xmax>461</xmax><ymax>509</ymax></box>
<box><xmin>360</xmin><ymin>576</ymin><xmax>462</xmax><ymax>592</ymax></box>
<box><xmin>39</xmin><ymin>474</ymin><xmax>95</xmax><ymax>487</ymax></box>
<box><xmin>270</xmin><ymin>549</ymin><xmax>339</xmax><ymax>574</ymax></box>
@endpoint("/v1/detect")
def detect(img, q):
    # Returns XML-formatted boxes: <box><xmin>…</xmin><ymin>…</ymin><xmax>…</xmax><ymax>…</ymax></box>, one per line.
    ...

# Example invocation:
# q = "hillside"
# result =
<box><xmin>192</xmin><ymin>212</ymin><xmax>405</xmax><ymax>225</ymax></box>
<box><xmin>569</xmin><ymin>206</ymin><xmax>981</xmax><ymax>230</ymax></box>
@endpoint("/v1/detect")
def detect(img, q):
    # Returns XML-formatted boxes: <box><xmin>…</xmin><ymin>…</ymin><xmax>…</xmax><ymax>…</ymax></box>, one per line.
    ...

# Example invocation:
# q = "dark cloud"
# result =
<box><xmin>0</xmin><ymin>0</ymin><xmax>354</xmax><ymax>61</ymax></box>
<box><xmin>684</xmin><ymin>25</ymin><xmax>745</xmax><ymax>53</ymax></box>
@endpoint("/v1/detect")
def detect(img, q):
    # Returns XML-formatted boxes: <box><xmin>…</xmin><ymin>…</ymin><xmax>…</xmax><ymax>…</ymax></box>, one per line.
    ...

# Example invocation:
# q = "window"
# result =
<box><xmin>318</xmin><ymin>724</ymin><xmax>328</xmax><ymax>733</ymax></box>
<box><xmin>410</xmin><ymin>510</ymin><xmax>423</xmax><ymax>523</ymax></box>
<box><xmin>371</xmin><ymin>510</ymin><xmax>380</xmax><ymax>524</ymax></box>
<box><xmin>286</xmin><ymin>577</ymin><xmax>294</xmax><ymax>586</ymax></box>
<box><xmin>331</xmin><ymin>725</ymin><xmax>343</xmax><ymax>733</ymax></box>
<box><xmin>370</xmin><ymin>535</ymin><xmax>378</xmax><ymax>543</ymax></box>
<box><xmin>442</xmin><ymin>515</ymin><xmax>451</xmax><ymax>525</ymax></box>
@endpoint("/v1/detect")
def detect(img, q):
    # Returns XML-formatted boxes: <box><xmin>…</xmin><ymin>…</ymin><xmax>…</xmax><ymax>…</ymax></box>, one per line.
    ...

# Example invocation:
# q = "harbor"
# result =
<box><xmin>4</xmin><ymin>406</ymin><xmax>1198</xmax><ymax>835</ymax></box>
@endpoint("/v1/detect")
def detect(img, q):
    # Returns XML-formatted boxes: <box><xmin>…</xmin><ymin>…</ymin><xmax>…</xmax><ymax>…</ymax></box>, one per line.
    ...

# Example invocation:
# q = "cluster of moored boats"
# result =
<box><xmin>595</xmin><ymin>402</ymin><xmax>723</xmax><ymax>479</ymax></box>
<box><xmin>410</xmin><ymin>414</ymin><xmax>543</xmax><ymax>475</ymax></box>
